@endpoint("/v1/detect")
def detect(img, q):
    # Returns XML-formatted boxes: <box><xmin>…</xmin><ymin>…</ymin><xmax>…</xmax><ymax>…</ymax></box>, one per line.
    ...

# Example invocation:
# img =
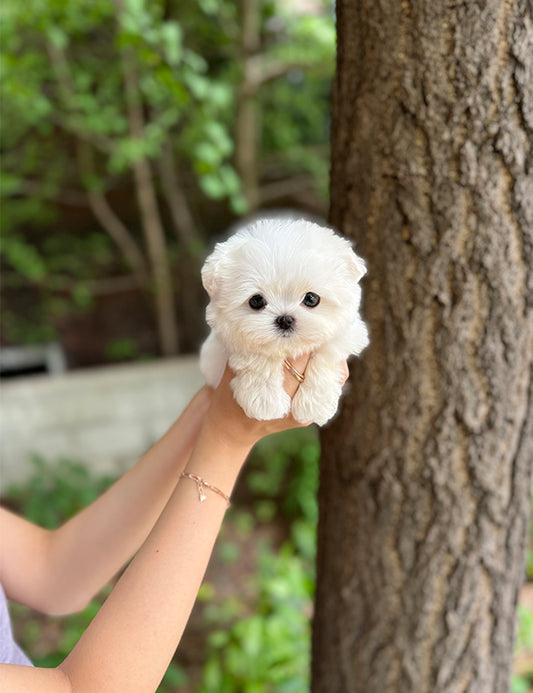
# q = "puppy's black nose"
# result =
<box><xmin>275</xmin><ymin>315</ymin><xmax>295</xmax><ymax>331</ymax></box>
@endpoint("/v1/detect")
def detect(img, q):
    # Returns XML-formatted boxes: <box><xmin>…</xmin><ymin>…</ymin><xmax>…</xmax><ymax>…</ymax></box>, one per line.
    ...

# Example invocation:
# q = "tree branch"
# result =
<box><xmin>235</xmin><ymin>0</ymin><xmax>261</xmax><ymax>210</ymax></box>
<box><xmin>258</xmin><ymin>174</ymin><xmax>316</xmax><ymax>204</ymax></box>
<box><xmin>46</xmin><ymin>42</ymin><xmax>113</xmax><ymax>155</ymax></box>
<box><xmin>46</xmin><ymin>39</ymin><xmax>148</xmax><ymax>281</ymax></box>
<box><xmin>18</xmin><ymin>181</ymin><xmax>88</xmax><ymax>206</ymax></box>
<box><xmin>241</xmin><ymin>56</ymin><xmax>312</xmax><ymax>95</ymax></box>
<box><xmin>157</xmin><ymin>143</ymin><xmax>200</xmax><ymax>247</ymax></box>
<box><xmin>76</xmin><ymin>141</ymin><xmax>149</xmax><ymax>283</ymax></box>
<box><xmin>87</xmin><ymin>190</ymin><xmax>149</xmax><ymax>280</ymax></box>
<box><xmin>113</xmin><ymin>0</ymin><xmax>179</xmax><ymax>354</ymax></box>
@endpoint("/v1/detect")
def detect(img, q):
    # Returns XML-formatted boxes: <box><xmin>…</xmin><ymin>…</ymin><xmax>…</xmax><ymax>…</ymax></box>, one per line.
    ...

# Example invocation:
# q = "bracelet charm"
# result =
<box><xmin>180</xmin><ymin>472</ymin><xmax>231</xmax><ymax>508</ymax></box>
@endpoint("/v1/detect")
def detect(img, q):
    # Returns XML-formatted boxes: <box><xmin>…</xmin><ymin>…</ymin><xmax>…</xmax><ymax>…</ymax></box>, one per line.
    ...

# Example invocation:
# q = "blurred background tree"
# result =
<box><xmin>0</xmin><ymin>0</ymin><xmax>334</xmax><ymax>363</ymax></box>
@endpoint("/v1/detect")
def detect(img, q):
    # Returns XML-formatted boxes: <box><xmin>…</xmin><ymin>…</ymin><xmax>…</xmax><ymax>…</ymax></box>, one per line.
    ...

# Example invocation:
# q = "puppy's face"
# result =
<box><xmin>202</xmin><ymin>220</ymin><xmax>366</xmax><ymax>357</ymax></box>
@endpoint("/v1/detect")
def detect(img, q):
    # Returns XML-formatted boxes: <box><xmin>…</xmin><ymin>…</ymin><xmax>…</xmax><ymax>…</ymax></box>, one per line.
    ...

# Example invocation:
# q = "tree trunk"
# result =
<box><xmin>312</xmin><ymin>2</ymin><xmax>533</xmax><ymax>692</ymax></box>
<box><xmin>122</xmin><ymin>58</ymin><xmax>178</xmax><ymax>356</ymax></box>
<box><xmin>235</xmin><ymin>0</ymin><xmax>261</xmax><ymax>211</ymax></box>
<box><xmin>114</xmin><ymin>0</ymin><xmax>179</xmax><ymax>356</ymax></box>
<box><xmin>157</xmin><ymin>143</ymin><xmax>200</xmax><ymax>247</ymax></box>
<box><xmin>76</xmin><ymin>141</ymin><xmax>149</xmax><ymax>286</ymax></box>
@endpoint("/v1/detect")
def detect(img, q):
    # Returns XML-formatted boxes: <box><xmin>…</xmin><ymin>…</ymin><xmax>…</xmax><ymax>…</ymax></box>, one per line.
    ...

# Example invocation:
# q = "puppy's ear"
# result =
<box><xmin>201</xmin><ymin>251</ymin><xmax>220</xmax><ymax>297</ymax></box>
<box><xmin>347</xmin><ymin>247</ymin><xmax>367</xmax><ymax>283</ymax></box>
<box><xmin>201</xmin><ymin>235</ymin><xmax>248</xmax><ymax>297</ymax></box>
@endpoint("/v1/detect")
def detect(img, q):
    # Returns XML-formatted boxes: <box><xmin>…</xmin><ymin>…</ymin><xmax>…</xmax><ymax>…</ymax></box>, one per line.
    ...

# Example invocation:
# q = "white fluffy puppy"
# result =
<box><xmin>199</xmin><ymin>217</ymin><xmax>369</xmax><ymax>425</ymax></box>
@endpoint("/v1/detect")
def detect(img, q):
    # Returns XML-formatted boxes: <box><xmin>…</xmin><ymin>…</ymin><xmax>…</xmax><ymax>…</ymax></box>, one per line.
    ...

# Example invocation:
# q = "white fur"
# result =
<box><xmin>199</xmin><ymin>217</ymin><xmax>369</xmax><ymax>425</ymax></box>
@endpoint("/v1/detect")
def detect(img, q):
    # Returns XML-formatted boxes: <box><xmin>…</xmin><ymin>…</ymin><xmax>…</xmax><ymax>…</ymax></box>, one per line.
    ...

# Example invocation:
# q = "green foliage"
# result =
<box><xmin>104</xmin><ymin>336</ymin><xmax>141</xmax><ymax>361</ymax></box>
<box><xmin>512</xmin><ymin>604</ymin><xmax>533</xmax><ymax>692</ymax></box>
<box><xmin>247</xmin><ymin>427</ymin><xmax>320</xmax><ymax>528</ymax></box>
<box><xmin>195</xmin><ymin>430</ymin><xmax>321</xmax><ymax>692</ymax></box>
<box><xmin>511</xmin><ymin>677</ymin><xmax>531</xmax><ymax>693</ymax></box>
<box><xmin>0</xmin><ymin>0</ymin><xmax>242</xmax><ymax>343</ymax></box>
<box><xmin>197</xmin><ymin>544</ymin><xmax>313</xmax><ymax>693</ymax></box>
<box><xmin>4</xmin><ymin>445</ymin><xmax>533</xmax><ymax>691</ymax></box>
<box><xmin>0</xmin><ymin>0</ymin><xmax>253</xmax><ymax>226</ymax></box>
<box><xmin>259</xmin><ymin>3</ymin><xmax>334</xmax><ymax>196</ymax></box>
<box><xmin>2</xmin><ymin>235</ymin><xmax>47</xmax><ymax>282</ymax></box>
<box><xmin>3</xmin><ymin>433</ymin><xmax>320</xmax><ymax>690</ymax></box>
<box><xmin>527</xmin><ymin>494</ymin><xmax>533</xmax><ymax>580</ymax></box>
<box><xmin>160</xmin><ymin>662</ymin><xmax>190</xmax><ymax>691</ymax></box>
<box><xmin>1</xmin><ymin>0</ymin><xmax>334</xmax><ymax>347</ymax></box>
<box><xmin>516</xmin><ymin>605</ymin><xmax>533</xmax><ymax>654</ymax></box>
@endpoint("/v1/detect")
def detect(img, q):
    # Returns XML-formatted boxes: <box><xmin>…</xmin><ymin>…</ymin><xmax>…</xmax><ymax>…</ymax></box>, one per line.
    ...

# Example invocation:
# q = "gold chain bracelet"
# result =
<box><xmin>180</xmin><ymin>472</ymin><xmax>231</xmax><ymax>508</ymax></box>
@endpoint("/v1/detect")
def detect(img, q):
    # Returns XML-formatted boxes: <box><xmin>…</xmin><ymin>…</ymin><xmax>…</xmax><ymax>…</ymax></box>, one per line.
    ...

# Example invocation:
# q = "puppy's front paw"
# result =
<box><xmin>291</xmin><ymin>382</ymin><xmax>341</xmax><ymax>426</ymax></box>
<box><xmin>232</xmin><ymin>377</ymin><xmax>291</xmax><ymax>421</ymax></box>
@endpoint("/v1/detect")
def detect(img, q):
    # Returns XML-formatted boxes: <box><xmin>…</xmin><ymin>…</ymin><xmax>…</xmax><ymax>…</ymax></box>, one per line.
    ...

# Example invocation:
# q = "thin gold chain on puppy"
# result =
<box><xmin>283</xmin><ymin>359</ymin><xmax>305</xmax><ymax>383</ymax></box>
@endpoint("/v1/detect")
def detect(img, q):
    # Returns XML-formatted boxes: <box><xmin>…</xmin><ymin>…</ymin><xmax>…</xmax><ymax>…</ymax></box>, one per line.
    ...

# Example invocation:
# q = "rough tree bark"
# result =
<box><xmin>313</xmin><ymin>2</ymin><xmax>533</xmax><ymax>692</ymax></box>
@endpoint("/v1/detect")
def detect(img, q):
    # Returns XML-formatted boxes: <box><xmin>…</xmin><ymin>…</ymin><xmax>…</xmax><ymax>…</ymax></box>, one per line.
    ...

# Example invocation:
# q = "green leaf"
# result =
<box><xmin>47</xmin><ymin>25</ymin><xmax>68</xmax><ymax>50</ymax></box>
<box><xmin>511</xmin><ymin>676</ymin><xmax>531</xmax><ymax>693</ymax></box>
<box><xmin>208</xmin><ymin>83</ymin><xmax>232</xmax><ymax>108</ymax></box>
<box><xmin>516</xmin><ymin>605</ymin><xmax>533</xmax><ymax>651</ymax></box>
<box><xmin>160</xmin><ymin>21</ymin><xmax>182</xmax><ymax>66</ymax></box>
<box><xmin>194</xmin><ymin>141</ymin><xmax>222</xmax><ymax>167</ymax></box>
<box><xmin>162</xmin><ymin>662</ymin><xmax>188</xmax><ymax>687</ymax></box>
<box><xmin>218</xmin><ymin>165</ymin><xmax>241</xmax><ymax>195</ymax></box>
<box><xmin>199</xmin><ymin>172</ymin><xmax>225</xmax><ymax>199</ymax></box>
<box><xmin>124</xmin><ymin>0</ymin><xmax>145</xmax><ymax>12</ymax></box>
<box><xmin>0</xmin><ymin>172</ymin><xmax>22</xmax><ymax>196</ymax></box>
<box><xmin>72</xmin><ymin>283</ymin><xmax>93</xmax><ymax>309</ymax></box>
<box><xmin>2</xmin><ymin>236</ymin><xmax>47</xmax><ymax>281</ymax></box>
<box><xmin>204</xmin><ymin>120</ymin><xmax>232</xmax><ymax>154</ymax></box>
<box><xmin>184</xmin><ymin>71</ymin><xmax>209</xmax><ymax>99</ymax></box>
<box><xmin>230</xmin><ymin>193</ymin><xmax>249</xmax><ymax>216</ymax></box>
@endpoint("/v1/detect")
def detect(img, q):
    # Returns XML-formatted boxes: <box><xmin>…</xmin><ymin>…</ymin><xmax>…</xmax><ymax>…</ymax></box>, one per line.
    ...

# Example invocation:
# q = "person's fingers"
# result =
<box><xmin>282</xmin><ymin>353</ymin><xmax>310</xmax><ymax>398</ymax></box>
<box><xmin>218</xmin><ymin>363</ymin><xmax>233</xmax><ymax>388</ymax></box>
<box><xmin>291</xmin><ymin>353</ymin><xmax>309</xmax><ymax>375</ymax></box>
<box><xmin>340</xmin><ymin>361</ymin><xmax>349</xmax><ymax>386</ymax></box>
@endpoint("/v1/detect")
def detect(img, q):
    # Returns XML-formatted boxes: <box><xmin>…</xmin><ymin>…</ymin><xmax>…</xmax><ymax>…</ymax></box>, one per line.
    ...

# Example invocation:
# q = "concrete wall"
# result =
<box><xmin>0</xmin><ymin>357</ymin><xmax>204</xmax><ymax>491</ymax></box>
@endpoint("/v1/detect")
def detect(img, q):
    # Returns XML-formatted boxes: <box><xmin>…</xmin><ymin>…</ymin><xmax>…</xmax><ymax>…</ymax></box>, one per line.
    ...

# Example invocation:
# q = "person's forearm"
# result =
<box><xmin>0</xmin><ymin>663</ymin><xmax>70</xmax><ymax>692</ymax></box>
<box><xmin>37</xmin><ymin>390</ymin><xmax>209</xmax><ymax>615</ymax></box>
<box><xmin>58</xmin><ymin>428</ymin><xmax>250</xmax><ymax>692</ymax></box>
<box><xmin>0</xmin><ymin>430</ymin><xmax>250</xmax><ymax>692</ymax></box>
<box><xmin>0</xmin><ymin>361</ymin><xmax>311</xmax><ymax>691</ymax></box>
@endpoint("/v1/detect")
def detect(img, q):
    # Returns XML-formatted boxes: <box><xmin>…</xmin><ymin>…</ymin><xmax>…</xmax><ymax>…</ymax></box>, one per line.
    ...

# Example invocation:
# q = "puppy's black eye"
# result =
<box><xmin>249</xmin><ymin>294</ymin><xmax>267</xmax><ymax>310</ymax></box>
<box><xmin>302</xmin><ymin>292</ymin><xmax>320</xmax><ymax>308</ymax></box>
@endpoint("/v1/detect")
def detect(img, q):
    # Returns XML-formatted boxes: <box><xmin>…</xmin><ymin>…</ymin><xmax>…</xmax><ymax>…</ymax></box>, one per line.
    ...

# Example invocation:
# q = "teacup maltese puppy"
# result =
<box><xmin>199</xmin><ymin>216</ymin><xmax>369</xmax><ymax>425</ymax></box>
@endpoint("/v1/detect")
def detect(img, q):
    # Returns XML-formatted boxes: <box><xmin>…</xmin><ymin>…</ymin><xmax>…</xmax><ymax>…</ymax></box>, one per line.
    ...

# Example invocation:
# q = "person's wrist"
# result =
<box><xmin>202</xmin><ymin>401</ymin><xmax>261</xmax><ymax>456</ymax></box>
<box><xmin>199</xmin><ymin>411</ymin><xmax>256</xmax><ymax>460</ymax></box>
<box><xmin>182</xmin><ymin>418</ymin><xmax>251</xmax><ymax>505</ymax></box>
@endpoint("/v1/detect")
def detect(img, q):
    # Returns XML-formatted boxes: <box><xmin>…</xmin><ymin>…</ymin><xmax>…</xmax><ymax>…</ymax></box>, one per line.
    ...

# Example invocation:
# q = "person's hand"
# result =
<box><xmin>203</xmin><ymin>354</ymin><xmax>312</xmax><ymax>451</ymax></box>
<box><xmin>339</xmin><ymin>361</ymin><xmax>349</xmax><ymax>386</ymax></box>
<box><xmin>201</xmin><ymin>356</ymin><xmax>350</xmax><ymax>452</ymax></box>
